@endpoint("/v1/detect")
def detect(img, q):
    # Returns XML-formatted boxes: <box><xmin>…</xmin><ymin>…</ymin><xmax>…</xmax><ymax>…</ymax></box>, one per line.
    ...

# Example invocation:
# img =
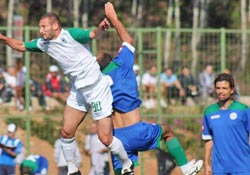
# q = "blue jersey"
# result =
<box><xmin>23</xmin><ymin>155</ymin><xmax>48</xmax><ymax>174</ymax></box>
<box><xmin>0</xmin><ymin>135</ymin><xmax>23</xmax><ymax>166</ymax></box>
<box><xmin>202</xmin><ymin>101</ymin><xmax>250</xmax><ymax>173</ymax></box>
<box><xmin>102</xmin><ymin>42</ymin><xmax>142</xmax><ymax>112</ymax></box>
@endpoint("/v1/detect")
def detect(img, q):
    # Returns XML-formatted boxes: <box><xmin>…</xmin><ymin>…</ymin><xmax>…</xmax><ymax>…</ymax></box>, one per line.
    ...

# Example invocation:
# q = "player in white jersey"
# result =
<box><xmin>0</xmin><ymin>12</ymin><xmax>133</xmax><ymax>175</ymax></box>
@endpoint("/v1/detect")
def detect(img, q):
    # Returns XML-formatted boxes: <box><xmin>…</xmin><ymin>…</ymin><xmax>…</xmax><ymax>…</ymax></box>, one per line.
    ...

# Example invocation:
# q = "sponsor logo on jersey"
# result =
<box><xmin>229</xmin><ymin>112</ymin><xmax>237</xmax><ymax>120</ymax></box>
<box><xmin>211</xmin><ymin>115</ymin><xmax>220</xmax><ymax>119</ymax></box>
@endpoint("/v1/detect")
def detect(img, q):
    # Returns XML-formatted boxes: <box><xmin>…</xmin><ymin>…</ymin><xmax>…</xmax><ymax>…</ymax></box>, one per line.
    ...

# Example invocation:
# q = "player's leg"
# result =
<box><xmin>161</xmin><ymin>124</ymin><xmax>203</xmax><ymax>175</ymax></box>
<box><xmin>96</xmin><ymin>116</ymin><xmax>133</xmax><ymax>175</ymax></box>
<box><xmin>92</xmin><ymin>75</ymin><xmax>133</xmax><ymax>175</ymax></box>
<box><xmin>61</xmin><ymin>105</ymin><xmax>86</xmax><ymax>175</ymax></box>
<box><xmin>61</xmin><ymin>85</ymin><xmax>89</xmax><ymax>175</ymax></box>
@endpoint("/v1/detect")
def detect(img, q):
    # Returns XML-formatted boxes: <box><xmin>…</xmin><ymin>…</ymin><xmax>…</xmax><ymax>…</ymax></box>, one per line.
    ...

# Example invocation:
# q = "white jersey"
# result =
<box><xmin>24</xmin><ymin>28</ymin><xmax>101</xmax><ymax>89</ymax></box>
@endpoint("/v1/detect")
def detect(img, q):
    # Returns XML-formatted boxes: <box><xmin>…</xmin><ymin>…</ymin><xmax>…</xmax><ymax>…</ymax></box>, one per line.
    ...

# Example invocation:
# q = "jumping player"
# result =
<box><xmin>97</xmin><ymin>2</ymin><xmax>203</xmax><ymax>175</ymax></box>
<box><xmin>202</xmin><ymin>73</ymin><xmax>250</xmax><ymax>175</ymax></box>
<box><xmin>0</xmin><ymin>12</ymin><xmax>133</xmax><ymax>175</ymax></box>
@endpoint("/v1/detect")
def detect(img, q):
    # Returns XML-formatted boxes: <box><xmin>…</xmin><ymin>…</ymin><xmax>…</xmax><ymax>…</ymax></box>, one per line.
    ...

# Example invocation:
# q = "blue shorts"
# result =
<box><xmin>213</xmin><ymin>172</ymin><xmax>250</xmax><ymax>175</ymax></box>
<box><xmin>112</xmin><ymin>122</ymin><xmax>162</xmax><ymax>172</ymax></box>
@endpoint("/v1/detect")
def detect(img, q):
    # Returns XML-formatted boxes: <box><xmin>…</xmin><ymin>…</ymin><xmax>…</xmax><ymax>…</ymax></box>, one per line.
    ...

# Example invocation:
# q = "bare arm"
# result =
<box><xmin>204</xmin><ymin>140</ymin><xmax>213</xmax><ymax>175</ymax></box>
<box><xmin>105</xmin><ymin>2</ymin><xmax>133</xmax><ymax>45</ymax></box>
<box><xmin>0</xmin><ymin>33</ymin><xmax>26</xmax><ymax>52</ymax></box>
<box><xmin>90</xmin><ymin>18</ymin><xmax>110</xmax><ymax>39</ymax></box>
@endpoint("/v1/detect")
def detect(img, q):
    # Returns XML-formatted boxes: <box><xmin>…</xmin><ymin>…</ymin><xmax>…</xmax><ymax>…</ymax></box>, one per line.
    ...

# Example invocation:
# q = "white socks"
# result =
<box><xmin>109</xmin><ymin>136</ymin><xmax>132</xmax><ymax>169</ymax></box>
<box><xmin>61</xmin><ymin>137</ymin><xmax>78</xmax><ymax>174</ymax></box>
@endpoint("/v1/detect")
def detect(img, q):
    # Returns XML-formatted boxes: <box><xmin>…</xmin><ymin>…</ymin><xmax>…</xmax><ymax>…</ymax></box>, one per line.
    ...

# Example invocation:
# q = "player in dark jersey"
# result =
<box><xmin>97</xmin><ymin>2</ymin><xmax>203</xmax><ymax>175</ymax></box>
<box><xmin>202</xmin><ymin>73</ymin><xmax>250</xmax><ymax>175</ymax></box>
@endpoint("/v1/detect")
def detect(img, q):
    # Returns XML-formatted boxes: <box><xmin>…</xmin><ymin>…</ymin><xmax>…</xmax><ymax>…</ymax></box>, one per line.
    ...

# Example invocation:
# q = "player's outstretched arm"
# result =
<box><xmin>105</xmin><ymin>2</ymin><xmax>133</xmax><ymax>45</ymax></box>
<box><xmin>90</xmin><ymin>18</ymin><xmax>110</xmax><ymax>39</ymax></box>
<box><xmin>0</xmin><ymin>33</ymin><xmax>26</xmax><ymax>52</ymax></box>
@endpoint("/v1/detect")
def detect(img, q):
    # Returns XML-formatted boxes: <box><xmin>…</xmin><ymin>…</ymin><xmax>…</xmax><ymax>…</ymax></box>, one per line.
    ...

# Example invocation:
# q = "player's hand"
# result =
<box><xmin>0</xmin><ymin>33</ymin><xmax>5</xmax><ymax>40</ymax></box>
<box><xmin>99</xmin><ymin>18</ymin><xmax>110</xmax><ymax>31</ymax></box>
<box><xmin>105</xmin><ymin>2</ymin><xmax>118</xmax><ymax>21</ymax></box>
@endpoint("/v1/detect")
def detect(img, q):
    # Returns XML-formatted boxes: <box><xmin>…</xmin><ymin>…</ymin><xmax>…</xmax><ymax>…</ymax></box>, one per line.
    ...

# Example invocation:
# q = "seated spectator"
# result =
<box><xmin>42</xmin><ymin>65</ymin><xmax>69</xmax><ymax>103</ymax></box>
<box><xmin>3</xmin><ymin>66</ymin><xmax>17</xmax><ymax>103</ymax></box>
<box><xmin>22</xmin><ymin>66</ymin><xmax>47</xmax><ymax>110</ymax></box>
<box><xmin>141</xmin><ymin>65</ymin><xmax>158</xmax><ymax>109</ymax></box>
<box><xmin>0</xmin><ymin>69</ymin><xmax>8</xmax><ymax>104</ymax></box>
<box><xmin>198</xmin><ymin>64</ymin><xmax>215</xmax><ymax>105</ymax></box>
<box><xmin>178</xmin><ymin>66</ymin><xmax>199</xmax><ymax>105</ymax></box>
<box><xmin>20</xmin><ymin>154</ymin><xmax>48</xmax><ymax>175</ymax></box>
<box><xmin>133</xmin><ymin>64</ymin><xmax>140</xmax><ymax>87</ymax></box>
<box><xmin>160</xmin><ymin>67</ymin><xmax>185</xmax><ymax>105</ymax></box>
<box><xmin>16</xmin><ymin>58</ymin><xmax>25</xmax><ymax>110</ymax></box>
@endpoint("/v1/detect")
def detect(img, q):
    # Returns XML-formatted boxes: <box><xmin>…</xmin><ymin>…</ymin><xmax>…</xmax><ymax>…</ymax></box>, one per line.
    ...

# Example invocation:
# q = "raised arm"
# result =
<box><xmin>105</xmin><ymin>2</ymin><xmax>133</xmax><ymax>45</ymax></box>
<box><xmin>0</xmin><ymin>33</ymin><xmax>26</xmax><ymax>52</ymax></box>
<box><xmin>90</xmin><ymin>18</ymin><xmax>110</xmax><ymax>39</ymax></box>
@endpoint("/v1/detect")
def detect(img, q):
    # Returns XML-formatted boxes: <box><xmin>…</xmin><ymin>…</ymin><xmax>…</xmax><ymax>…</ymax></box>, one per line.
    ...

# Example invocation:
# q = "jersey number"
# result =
<box><xmin>92</xmin><ymin>101</ymin><xmax>102</xmax><ymax>112</ymax></box>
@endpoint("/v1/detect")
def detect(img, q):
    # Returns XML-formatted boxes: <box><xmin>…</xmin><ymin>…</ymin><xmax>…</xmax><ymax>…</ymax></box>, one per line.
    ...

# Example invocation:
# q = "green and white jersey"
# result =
<box><xmin>24</xmin><ymin>28</ymin><xmax>101</xmax><ymax>89</ymax></box>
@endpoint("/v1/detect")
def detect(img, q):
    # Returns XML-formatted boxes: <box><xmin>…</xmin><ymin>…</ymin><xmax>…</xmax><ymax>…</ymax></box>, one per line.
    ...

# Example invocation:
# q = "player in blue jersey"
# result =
<box><xmin>0</xmin><ymin>123</ymin><xmax>23</xmax><ymax>175</ymax></box>
<box><xmin>20</xmin><ymin>154</ymin><xmax>48</xmax><ymax>175</ymax></box>
<box><xmin>0</xmin><ymin>11</ymin><xmax>133</xmax><ymax>175</ymax></box>
<box><xmin>96</xmin><ymin>2</ymin><xmax>203</xmax><ymax>175</ymax></box>
<box><xmin>202</xmin><ymin>73</ymin><xmax>250</xmax><ymax>175</ymax></box>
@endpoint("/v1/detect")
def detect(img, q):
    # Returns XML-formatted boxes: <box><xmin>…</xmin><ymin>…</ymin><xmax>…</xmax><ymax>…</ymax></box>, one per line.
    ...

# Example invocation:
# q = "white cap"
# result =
<box><xmin>133</xmin><ymin>64</ymin><xmax>140</xmax><ymax>71</ymax></box>
<box><xmin>49</xmin><ymin>65</ymin><xmax>59</xmax><ymax>72</ymax></box>
<box><xmin>7</xmin><ymin>123</ymin><xmax>16</xmax><ymax>132</ymax></box>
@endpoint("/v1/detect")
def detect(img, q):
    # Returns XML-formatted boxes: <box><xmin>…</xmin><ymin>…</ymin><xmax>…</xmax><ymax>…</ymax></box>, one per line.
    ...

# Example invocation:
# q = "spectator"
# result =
<box><xmin>16</xmin><ymin>58</ymin><xmax>25</xmax><ymax>110</ymax></box>
<box><xmin>132</xmin><ymin>64</ymin><xmax>140</xmax><ymax>87</ymax></box>
<box><xmin>20</xmin><ymin>154</ymin><xmax>48</xmax><ymax>175</ymax></box>
<box><xmin>0</xmin><ymin>69</ymin><xmax>8</xmax><ymax>104</ymax></box>
<box><xmin>54</xmin><ymin>137</ymin><xmax>82</xmax><ymax>175</ymax></box>
<box><xmin>85</xmin><ymin>121</ymin><xmax>110</xmax><ymax>175</ymax></box>
<box><xmin>3</xmin><ymin>66</ymin><xmax>16</xmax><ymax>103</ymax></box>
<box><xmin>160</xmin><ymin>67</ymin><xmax>185</xmax><ymax>105</ymax></box>
<box><xmin>199</xmin><ymin>65</ymin><xmax>215</xmax><ymax>105</ymax></box>
<box><xmin>141</xmin><ymin>65</ymin><xmax>157</xmax><ymax>109</ymax></box>
<box><xmin>0</xmin><ymin>123</ymin><xmax>24</xmax><ymax>175</ymax></box>
<box><xmin>42</xmin><ymin>65</ymin><xmax>69</xmax><ymax>103</ymax></box>
<box><xmin>22</xmin><ymin>66</ymin><xmax>47</xmax><ymax>110</ymax></box>
<box><xmin>178</xmin><ymin>66</ymin><xmax>199</xmax><ymax>105</ymax></box>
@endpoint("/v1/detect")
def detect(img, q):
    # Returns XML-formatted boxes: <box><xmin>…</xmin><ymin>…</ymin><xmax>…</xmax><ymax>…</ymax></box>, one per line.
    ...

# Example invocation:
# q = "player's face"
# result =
<box><xmin>39</xmin><ymin>18</ymin><xmax>56</xmax><ymax>40</ymax></box>
<box><xmin>215</xmin><ymin>80</ymin><xmax>234</xmax><ymax>102</ymax></box>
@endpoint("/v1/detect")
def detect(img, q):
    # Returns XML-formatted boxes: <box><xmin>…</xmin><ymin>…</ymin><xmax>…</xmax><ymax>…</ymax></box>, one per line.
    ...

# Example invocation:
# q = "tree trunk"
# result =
<box><xmin>174</xmin><ymin>0</ymin><xmax>181</xmax><ymax>68</ymax></box>
<box><xmin>240</xmin><ymin>0</ymin><xmax>247</xmax><ymax>71</ymax></box>
<box><xmin>164</xmin><ymin>0</ymin><xmax>174</xmax><ymax>68</ymax></box>
<box><xmin>46</xmin><ymin>0</ymin><xmax>52</xmax><ymax>12</ymax></box>
<box><xmin>7</xmin><ymin>0</ymin><xmax>14</xmax><ymax>66</ymax></box>
<box><xmin>191</xmin><ymin>0</ymin><xmax>199</xmax><ymax>75</ymax></box>
<box><xmin>82</xmin><ymin>0</ymin><xmax>88</xmax><ymax>28</ymax></box>
<box><xmin>132</xmin><ymin>0</ymin><xmax>137</xmax><ymax>16</ymax></box>
<box><xmin>73</xmin><ymin>0</ymin><xmax>79</xmax><ymax>27</ymax></box>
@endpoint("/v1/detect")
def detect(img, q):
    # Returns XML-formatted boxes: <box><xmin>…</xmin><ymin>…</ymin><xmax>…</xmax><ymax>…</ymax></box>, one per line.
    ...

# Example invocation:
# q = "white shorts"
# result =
<box><xmin>67</xmin><ymin>75</ymin><xmax>113</xmax><ymax>120</ymax></box>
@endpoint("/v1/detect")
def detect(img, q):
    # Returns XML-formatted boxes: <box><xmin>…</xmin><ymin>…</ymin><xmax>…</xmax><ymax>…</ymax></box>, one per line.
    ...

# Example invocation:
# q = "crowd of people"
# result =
<box><xmin>0</xmin><ymin>62</ymin><xmax>70</xmax><ymax>111</ymax></box>
<box><xmin>138</xmin><ymin>64</ymin><xmax>218</xmax><ymax>109</ymax></box>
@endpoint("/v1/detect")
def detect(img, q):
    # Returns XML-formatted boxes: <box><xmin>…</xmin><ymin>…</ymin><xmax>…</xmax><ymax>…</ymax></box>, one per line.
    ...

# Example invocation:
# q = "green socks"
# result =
<box><xmin>165</xmin><ymin>137</ymin><xmax>188</xmax><ymax>166</ymax></box>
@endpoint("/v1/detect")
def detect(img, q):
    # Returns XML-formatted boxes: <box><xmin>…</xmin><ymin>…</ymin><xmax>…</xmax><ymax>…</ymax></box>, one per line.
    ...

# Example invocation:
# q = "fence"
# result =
<box><xmin>0</xmin><ymin>26</ymin><xmax>250</xmax><ymax>174</ymax></box>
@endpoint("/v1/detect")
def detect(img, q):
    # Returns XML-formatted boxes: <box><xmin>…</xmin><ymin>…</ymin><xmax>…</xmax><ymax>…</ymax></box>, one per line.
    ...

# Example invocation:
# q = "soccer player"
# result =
<box><xmin>97</xmin><ymin>2</ymin><xmax>203</xmax><ymax>175</ymax></box>
<box><xmin>0</xmin><ymin>123</ymin><xmax>23</xmax><ymax>175</ymax></box>
<box><xmin>202</xmin><ymin>73</ymin><xmax>250</xmax><ymax>175</ymax></box>
<box><xmin>0</xmin><ymin>12</ymin><xmax>133</xmax><ymax>175</ymax></box>
<box><xmin>20</xmin><ymin>154</ymin><xmax>48</xmax><ymax>175</ymax></box>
